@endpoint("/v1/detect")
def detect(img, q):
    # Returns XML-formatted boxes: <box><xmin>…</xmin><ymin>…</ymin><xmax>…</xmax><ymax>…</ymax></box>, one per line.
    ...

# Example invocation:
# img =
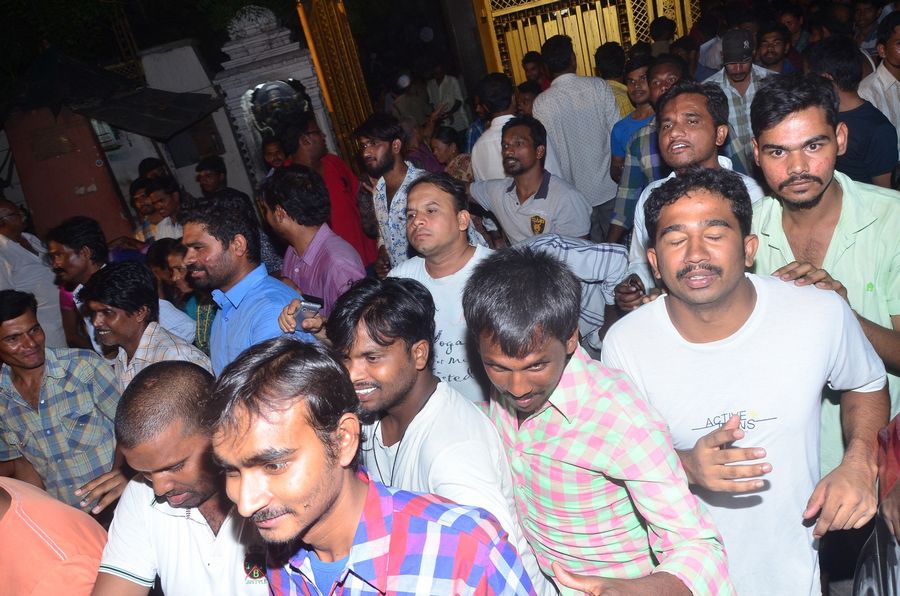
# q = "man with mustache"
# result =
<box><xmin>602</xmin><ymin>167</ymin><xmax>889</xmax><ymax>595</ymax></box>
<box><xmin>209</xmin><ymin>338</ymin><xmax>537</xmax><ymax>595</ymax></box>
<box><xmin>179</xmin><ymin>194</ymin><xmax>314</xmax><ymax>375</ymax></box>
<box><xmin>469</xmin><ymin>115</ymin><xmax>590</xmax><ymax>244</ymax></box>
<box><xmin>93</xmin><ymin>361</ymin><xmax>269</xmax><ymax>596</ymax></box>
<box><xmin>749</xmin><ymin>73</ymin><xmax>900</xmax><ymax>480</ymax></box>
<box><xmin>615</xmin><ymin>79</ymin><xmax>765</xmax><ymax>309</ymax></box>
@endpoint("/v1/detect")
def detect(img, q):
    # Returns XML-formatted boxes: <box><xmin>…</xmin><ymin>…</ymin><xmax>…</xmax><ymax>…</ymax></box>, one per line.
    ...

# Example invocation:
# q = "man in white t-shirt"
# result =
<box><xmin>602</xmin><ymin>168</ymin><xmax>889</xmax><ymax>595</ymax></box>
<box><xmin>614</xmin><ymin>79</ymin><xmax>765</xmax><ymax>310</ymax></box>
<box><xmin>93</xmin><ymin>361</ymin><xmax>268</xmax><ymax>596</ymax></box>
<box><xmin>388</xmin><ymin>172</ymin><xmax>490</xmax><ymax>403</ymax></box>
<box><xmin>325</xmin><ymin>276</ymin><xmax>553</xmax><ymax>595</ymax></box>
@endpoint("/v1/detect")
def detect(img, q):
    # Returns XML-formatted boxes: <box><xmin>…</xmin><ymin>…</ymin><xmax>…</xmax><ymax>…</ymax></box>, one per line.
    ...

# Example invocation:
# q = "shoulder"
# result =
<box><xmin>547</xmin><ymin>174</ymin><xmax>588</xmax><ymax>201</ymax></box>
<box><xmin>471</xmin><ymin>178</ymin><xmax>508</xmax><ymax>195</ymax></box>
<box><xmin>605</xmin><ymin>299</ymin><xmax>664</xmax><ymax>345</ymax></box>
<box><xmin>53</xmin><ymin>348</ymin><xmax>111</xmax><ymax>379</ymax></box>
<box><xmin>389</xmin><ymin>488</ymin><xmax>506</xmax><ymax>546</ymax></box>
<box><xmin>388</xmin><ymin>256</ymin><xmax>427</xmax><ymax>279</ymax></box>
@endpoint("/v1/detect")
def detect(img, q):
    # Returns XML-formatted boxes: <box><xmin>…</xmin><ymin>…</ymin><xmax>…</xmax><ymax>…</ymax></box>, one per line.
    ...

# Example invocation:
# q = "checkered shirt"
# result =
<box><xmin>372</xmin><ymin>163</ymin><xmax>425</xmax><ymax>268</ymax></box>
<box><xmin>114</xmin><ymin>322</ymin><xmax>212</xmax><ymax>392</ymax></box>
<box><xmin>706</xmin><ymin>65</ymin><xmax>772</xmax><ymax>175</ymax></box>
<box><xmin>611</xmin><ymin>118</ymin><xmax>668</xmax><ymax>228</ymax></box>
<box><xmin>0</xmin><ymin>348</ymin><xmax>120</xmax><ymax>507</ymax></box>
<box><xmin>268</xmin><ymin>471</ymin><xmax>536</xmax><ymax>595</ymax></box>
<box><xmin>489</xmin><ymin>346</ymin><xmax>733</xmax><ymax>595</ymax></box>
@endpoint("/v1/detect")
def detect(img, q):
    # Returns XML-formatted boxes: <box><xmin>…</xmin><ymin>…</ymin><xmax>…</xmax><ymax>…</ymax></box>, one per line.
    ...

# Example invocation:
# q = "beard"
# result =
<box><xmin>774</xmin><ymin>173</ymin><xmax>832</xmax><ymax>210</ymax></box>
<box><xmin>365</xmin><ymin>152</ymin><xmax>395</xmax><ymax>178</ymax></box>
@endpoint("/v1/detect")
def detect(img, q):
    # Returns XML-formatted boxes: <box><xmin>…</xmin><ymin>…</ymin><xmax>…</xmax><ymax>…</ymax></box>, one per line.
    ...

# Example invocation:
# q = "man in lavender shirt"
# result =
<box><xmin>258</xmin><ymin>165</ymin><xmax>366</xmax><ymax>316</ymax></box>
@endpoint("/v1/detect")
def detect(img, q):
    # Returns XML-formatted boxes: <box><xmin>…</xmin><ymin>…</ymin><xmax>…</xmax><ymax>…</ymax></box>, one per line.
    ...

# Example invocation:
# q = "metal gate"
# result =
<box><xmin>472</xmin><ymin>0</ymin><xmax>700</xmax><ymax>82</ymax></box>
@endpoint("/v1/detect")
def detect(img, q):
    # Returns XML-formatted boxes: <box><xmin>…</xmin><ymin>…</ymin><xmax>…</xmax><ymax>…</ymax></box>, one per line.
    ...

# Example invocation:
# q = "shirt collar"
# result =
<box><xmin>877</xmin><ymin>62</ymin><xmax>900</xmax><ymax>89</ymax></box>
<box><xmin>117</xmin><ymin>322</ymin><xmax>159</xmax><ymax>367</ymax></box>
<box><xmin>550</xmin><ymin>72</ymin><xmax>577</xmax><ymax>86</ymax></box>
<box><xmin>505</xmin><ymin>169</ymin><xmax>551</xmax><ymax>199</ymax></box>
<box><xmin>212</xmin><ymin>264</ymin><xmax>268</xmax><ymax>310</ymax></box>
<box><xmin>541</xmin><ymin>345</ymin><xmax>593</xmax><ymax>424</ymax></box>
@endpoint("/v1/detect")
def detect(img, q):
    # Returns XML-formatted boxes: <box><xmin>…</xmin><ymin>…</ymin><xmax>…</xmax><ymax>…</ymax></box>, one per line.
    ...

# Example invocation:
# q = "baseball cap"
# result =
<box><xmin>722</xmin><ymin>29</ymin><xmax>754</xmax><ymax>64</ymax></box>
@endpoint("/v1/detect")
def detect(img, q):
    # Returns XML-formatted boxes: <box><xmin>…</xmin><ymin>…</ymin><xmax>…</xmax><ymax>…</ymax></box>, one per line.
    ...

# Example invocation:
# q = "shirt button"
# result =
<box><xmin>45</xmin><ymin>430</ymin><xmax>51</xmax><ymax>435</ymax></box>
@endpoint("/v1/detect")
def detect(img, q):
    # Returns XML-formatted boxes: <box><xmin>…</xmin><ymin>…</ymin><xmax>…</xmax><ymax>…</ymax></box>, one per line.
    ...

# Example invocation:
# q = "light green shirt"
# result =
<box><xmin>752</xmin><ymin>171</ymin><xmax>900</xmax><ymax>474</ymax></box>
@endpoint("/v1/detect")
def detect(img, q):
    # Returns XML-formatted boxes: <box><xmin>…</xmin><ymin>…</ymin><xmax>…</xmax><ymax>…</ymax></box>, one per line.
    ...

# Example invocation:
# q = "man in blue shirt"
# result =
<box><xmin>180</xmin><ymin>194</ymin><xmax>314</xmax><ymax>375</ymax></box>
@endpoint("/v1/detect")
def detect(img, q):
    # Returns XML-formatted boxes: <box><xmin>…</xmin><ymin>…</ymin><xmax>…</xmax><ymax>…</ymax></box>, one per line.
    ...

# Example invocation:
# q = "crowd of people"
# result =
<box><xmin>1</xmin><ymin>1</ymin><xmax>899</xmax><ymax>594</ymax></box>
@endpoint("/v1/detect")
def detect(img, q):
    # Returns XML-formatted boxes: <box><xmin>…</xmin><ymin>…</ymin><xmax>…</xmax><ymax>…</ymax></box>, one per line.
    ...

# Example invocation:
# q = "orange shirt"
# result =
<box><xmin>0</xmin><ymin>477</ymin><xmax>107</xmax><ymax>595</ymax></box>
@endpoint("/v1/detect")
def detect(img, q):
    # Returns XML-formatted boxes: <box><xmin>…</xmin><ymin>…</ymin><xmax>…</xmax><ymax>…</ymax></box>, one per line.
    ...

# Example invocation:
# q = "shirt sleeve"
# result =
<box><xmin>249</xmin><ymin>295</ymin><xmax>316</xmax><ymax>347</ymax></box>
<box><xmin>482</xmin><ymin>532</ymin><xmax>538</xmax><ymax>596</ymax></box>
<box><xmin>602</xmin><ymin>377</ymin><xmax>734</xmax><ymax>595</ymax></box>
<box><xmin>551</xmin><ymin>187</ymin><xmax>591</xmax><ymax>238</ymax></box>
<box><xmin>826</xmin><ymin>294</ymin><xmax>888</xmax><ymax>394</ymax></box>
<box><xmin>625</xmin><ymin>186</ymin><xmax>658</xmax><ymax>290</ymax></box>
<box><xmin>98</xmin><ymin>480</ymin><xmax>158</xmax><ymax>587</ymax></box>
<box><xmin>611</xmin><ymin>134</ymin><xmax>649</xmax><ymax>228</ymax></box>
<box><xmin>86</xmin><ymin>351</ymin><xmax>122</xmax><ymax>423</ymax></box>
<box><xmin>469</xmin><ymin>181</ymin><xmax>492</xmax><ymax>211</ymax></box>
<box><xmin>32</xmin><ymin>554</ymin><xmax>104</xmax><ymax>595</ymax></box>
<box><xmin>159</xmin><ymin>300</ymin><xmax>196</xmax><ymax>343</ymax></box>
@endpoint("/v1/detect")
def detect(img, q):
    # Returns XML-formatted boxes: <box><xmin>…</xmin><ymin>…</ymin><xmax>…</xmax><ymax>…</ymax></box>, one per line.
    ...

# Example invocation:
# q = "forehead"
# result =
<box><xmin>46</xmin><ymin>240</ymin><xmax>75</xmax><ymax>254</ymax></box>
<box><xmin>758</xmin><ymin>106</ymin><xmax>832</xmax><ymax>140</ymax></box>
<box><xmin>626</xmin><ymin>66</ymin><xmax>649</xmax><ymax>79</ymax></box>
<box><xmin>182</xmin><ymin>222</ymin><xmax>215</xmax><ymax>244</ymax></box>
<box><xmin>760</xmin><ymin>31</ymin><xmax>784</xmax><ymax>43</ymax></box>
<box><xmin>650</xmin><ymin>64</ymin><xmax>680</xmax><ymax>80</ymax></box>
<box><xmin>503</xmin><ymin>125</ymin><xmax>534</xmax><ymax>142</ymax></box>
<box><xmin>86</xmin><ymin>300</ymin><xmax>125</xmax><ymax>313</ymax></box>
<box><xmin>349</xmin><ymin>320</ymin><xmax>399</xmax><ymax>353</ymax></box>
<box><xmin>658</xmin><ymin>189</ymin><xmax>738</xmax><ymax>225</ymax></box>
<box><xmin>213</xmin><ymin>402</ymin><xmax>315</xmax><ymax>459</ymax></box>
<box><xmin>478</xmin><ymin>332</ymin><xmax>565</xmax><ymax>365</ymax></box>
<box><xmin>408</xmin><ymin>183</ymin><xmax>454</xmax><ymax>207</ymax></box>
<box><xmin>661</xmin><ymin>92</ymin><xmax>710</xmax><ymax>118</ymax></box>
<box><xmin>125</xmin><ymin>420</ymin><xmax>206</xmax><ymax>470</ymax></box>
<box><xmin>0</xmin><ymin>311</ymin><xmax>39</xmax><ymax>333</ymax></box>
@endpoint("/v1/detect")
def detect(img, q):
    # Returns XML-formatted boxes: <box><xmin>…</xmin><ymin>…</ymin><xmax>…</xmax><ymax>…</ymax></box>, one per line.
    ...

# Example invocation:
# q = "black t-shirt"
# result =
<box><xmin>836</xmin><ymin>100</ymin><xmax>898</xmax><ymax>183</ymax></box>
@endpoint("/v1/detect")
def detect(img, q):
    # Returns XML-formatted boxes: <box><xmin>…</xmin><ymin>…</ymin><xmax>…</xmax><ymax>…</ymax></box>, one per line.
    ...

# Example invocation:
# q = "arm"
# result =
<box><xmin>552</xmin><ymin>563</ymin><xmax>690</xmax><ymax>596</ymax></box>
<box><xmin>803</xmin><ymin>387</ymin><xmax>889</xmax><ymax>537</ymax></box>
<box><xmin>76</xmin><ymin>446</ymin><xmax>129</xmax><ymax>514</ymax></box>
<box><xmin>13</xmin><ymin>457</ymin><xmax>45</xmax><ymax>489</ymax></box>
<box><xmin>92</xmin><ymin>573</ymin><xmax>150</xmax><ymax>596</ymax></box>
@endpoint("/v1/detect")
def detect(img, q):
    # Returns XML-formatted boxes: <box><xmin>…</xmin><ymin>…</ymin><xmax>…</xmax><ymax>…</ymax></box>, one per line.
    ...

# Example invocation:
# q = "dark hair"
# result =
<box><xmin>517</xmin><ymin>80</ymin><xmax>541</xmax><ymax>97</ymax></box>
<box><xmin>541</xmin><ymin>35</ymin><xmax>575</xmax><ymax>74</ymax></box>
<box><xmin>463</xmin><ymin>246</ymin><xmax>580</xmax><ymax>358</ymax></box>
<box><xmin>751</xmin><ymin>73</ymin><xmax>839</xmax><ymax>138</ymax></box>
<box><xmin>261</xmin><ymin>135</ymin><xmax>282</xmax><ymax>149</ymax></box>
<box><xmin>352</xmin><ymin>113</ymin><xmax>405</xmax><ymax>144</ymax></box>
<box><xmin>0</xmin><ymin>290</ymin><xmax>38</xmax><ymax>325</ymax></box>
<box><xmin>431</xmin><ymin>125</ymin><xmax>462</xmax><ymax>151</ymax></box>
<box><xmin>138</xmin><ymin>157</ymin><xmax>165</xmax><ymax>178</ymax></box>
<box><xmin>146</xmin><ymin>237</ymin><xmax>182</xmax><ymax>272</ymax></box>
<box><xmin>594</xmin><ymin>42</ymin><xmax>626</xmax><ymax>79</ymax></box>
<box><xmin>116</xmin><ymin>361</ymin><xmax>214</xmax><ymax>449</ymax></box>
<box><xmin>656</xmin><ymin>79</ymin><xmax>730</xmax><ymax>128</ymax></box>
<box><xmin>630</xmin><ymin>41</ymin><xmax>653</xmax><ymax>59</ymax></box>
<box><xmin>502</xmin><ymin>114</ymin><xmax>548</xmax><ymax>154</ymax></box>
<box><xmin>275</xmin><ymin>111</ymin><xmax>315</xmax><ymax>156</ymax></box>
<box><xmin>644</xmin><ymin>167</ymin><xmax>752</xmax><ymax>247</ymax></box>
<box><xmin>522</xmin><ymin>51</ymin><xmax>544</xmax><ymax>68</ymax></box>
<box><xmin>77</xmin><ymin>261</ymin><xmax>160</xmax><ymax>323</ymax></box>
<box><xmin>877</xmin><ymin>11</ymin><xmax>900</xmax><ymax>45</ymax></box>
<box><xmin>778</xmin><ymin>5</ymin><xmax>804</xmax><ymax>21</ymax></box>
<box><xmin>46</xmin><ymin>216</ymin><xmax>108</xmax><ymax>265</ymax></box>
<box><xmin>650</xmin><ymin>16</ymin><xmax>677</xmax><ymax>41</ymax></box>
<box><xmin>806</xmin><ymin>36</ymin><xmax>863</xmax><ymax>92</ymax></box>
<box><xmin>475</xmin><ymin>73</ymin><xmax>514</xmax><ymax>116</ymax></box>
<box><xmin>407</xmin><ymin>171</ymin><xmax>468</xmax><ymax>213</ymax></box>
<box><xmin>178</xmin><ymin>193</ymin><xmax>261</xmax><ymax>264</ymax></box>
<box><xmin>129</xmin><ymin>177</ymin><xmax>151</xmax><ymax>198</ymax></box>
<box><xmin>649</xmin><ymin>53</ymin><xmax>688</xmax><ymax>80</ymax></box>
<box><xmin>207</xmin><ymin>337</ymin><xmax>361</xmax><ymax>468</ymax></box>
<box><xmin>195</xmin><ymin>155</ymin><xmax>226</xmax><ymax>174</ymax></box>
<box><xmin>327</xmin><ymin>277</ymin><xmax>436</xmax><ymax>368</ymax></box>
<box><xmin>757</xmin><ymin>22</ymin><xmax>791</xmax><ymax>47</ymax></box>
<box><xmin>257</xmin><ymin>164</ymin><xmax>330</xmax><ymax>227</ymax></box>
<box><xmin>670</xmin><ymin>36</ymin><xmax>698</xmax><ymax>54</ymax></box>
<box><xmin>146</xmin><ymin>175</ymin><xmax>180</xmax><ymax>196</ymax></box>
<box><xmin>624</xmin><ymin>54</ymin><xmax>654</xmax><ymax>77</ymax></box>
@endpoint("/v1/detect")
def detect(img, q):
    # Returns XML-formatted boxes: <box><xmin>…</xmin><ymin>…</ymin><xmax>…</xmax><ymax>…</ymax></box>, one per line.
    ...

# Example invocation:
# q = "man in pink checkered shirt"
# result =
<box><xmin>462</xmin><ymin>246</ymin><xmax>733</xmax><ymax>595</ymax></box>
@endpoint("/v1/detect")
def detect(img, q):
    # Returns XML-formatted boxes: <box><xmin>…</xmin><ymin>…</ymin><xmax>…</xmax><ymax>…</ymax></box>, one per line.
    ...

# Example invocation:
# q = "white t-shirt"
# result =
<box><xmin>360</xmin><ymin>381</ymin><xmax>554</xmax><ymax>596</ymax></box>
<box><xmin>388</xmin><ymin>245</ymin><xmax>491</xmax><ymax>403</ymax></box>
<box><xmin>100</xmin><ymin>479</ymin><xmax>269</xmax><ymax>596</ymax></box>
<box><xmin>154</xmin><ymin>217</ymin><xmax>183</xmax><ymax>240</ymax></box>
<box><xmin>626</xmin><ymin>156</ymin><xmax>766</xmax><ymax>290</ymax></box>
<box><xmin>602</xmin><ymin>274</ymin><xmax>887</xmax><ymax>596</ymax></box>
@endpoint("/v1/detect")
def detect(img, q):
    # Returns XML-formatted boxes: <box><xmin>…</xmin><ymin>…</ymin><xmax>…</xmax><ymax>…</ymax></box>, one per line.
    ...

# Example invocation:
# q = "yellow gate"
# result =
<box><xmin>473</xmin><ymin>0</ymin><xmax>701</xmax><ymax>82</ymax></box>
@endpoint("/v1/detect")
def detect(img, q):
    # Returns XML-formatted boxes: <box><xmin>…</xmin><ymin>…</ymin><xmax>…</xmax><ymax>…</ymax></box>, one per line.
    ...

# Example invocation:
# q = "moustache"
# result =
<box><xmin>778</xmin><ymin>174</ymin><xmax>823</xmax><ymax>191</ymax></box>
<box><xmin>251</xmin><ymin>506</ymin><xmax>292</xmax><ymax>523</ymax></box>
<box><xmin>675</xmin><ymin>264</ymin><xmax>724</xmax><ymax>280</ymax></box>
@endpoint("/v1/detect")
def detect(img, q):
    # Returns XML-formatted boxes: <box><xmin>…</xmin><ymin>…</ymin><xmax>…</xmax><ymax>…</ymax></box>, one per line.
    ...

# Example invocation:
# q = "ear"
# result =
<box><xmin>230</xmin><ymin>233</ymin><xmax>249</xmax><ymax>258</ymax></box>
<box><xmin>564</xmin><ymin>328</ymin><xmax>579</xmax><ymax>355</ymax></box>
<box><xmin>77</xmin><ymin>246</ymin><xmax>93</xmax><ymax>262</ymax></box>
<box><xmin>878</xmin><ymin>43</ymin><xmax>886</xmax><ymax>60</ymax></box>
<box><xmin>335</xmin><ymin>412</ymin><xmax>361</xmax><ymax>469</ymax></box>
<box><xmin>274</xmin><ymin>204</ymin><xmax>289</xmax><ymax>223</ymax></box>
<box><xmin>134</xmin><ymin>305</ymin><xmax>150</xmax><ymax>324</ymax></box>
<box><xmin>751</xmin><ymin>136</ymin><xmax>760</xmax><ymax>166</ymax></box>
<box><xmin>648</xmin><ymin>246</ymin><xmax>662</xmax><ymax>280</ymax></box>
<box><xmin>410</xmin><ymin>339</ymin><xmax>430</xmax><ymax>371</ymax></box>
<box><xmin>835</xmin><ymin>121</ymin><xmax>848</xmax><ymax>157</ymax></box>
<box><xmin>456</xmin><ymin>208</ymin><xmax>471</xmax><ymax>232</ymax></box>
<box><xmin>536</xmin><ymin>144</ymin><xmax>546</xmax><ymax>161</ymax></box>
<box><xmin>743</xmin><ymin>233</ymin><xmax>759</xmax><ymax>268</ymax></box>
<box><xmin>391</xmin><ymin>138</ymin><xmax>403</xmax><ymax>155</ymax></box>
<box><xmin>714</xmin><ymin>124</ymin><xmax>729</xmax><ymax>148</ymax></box>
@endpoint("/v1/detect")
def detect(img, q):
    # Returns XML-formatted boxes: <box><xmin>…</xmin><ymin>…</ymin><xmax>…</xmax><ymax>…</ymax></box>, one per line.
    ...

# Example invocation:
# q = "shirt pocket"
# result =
<box><xmin>59</xmin><ymin>394</ymin><xmax>112</xmax><ymax>453</ymax></box>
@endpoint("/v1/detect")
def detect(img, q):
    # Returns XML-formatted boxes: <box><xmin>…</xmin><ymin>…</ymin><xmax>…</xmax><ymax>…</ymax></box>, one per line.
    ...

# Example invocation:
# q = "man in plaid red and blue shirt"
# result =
<box><xmin>210</xmin><ymin>337</ymin><xmax>536</xmax><ymax>596</ymax></box>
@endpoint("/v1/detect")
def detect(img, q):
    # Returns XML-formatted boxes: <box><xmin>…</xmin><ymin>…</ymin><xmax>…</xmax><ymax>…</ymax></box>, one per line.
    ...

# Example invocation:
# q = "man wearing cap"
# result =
<box><xmin>706</xmin><ymin>28</ymin><xmax>773</xmax><ymax>174</ymax></box>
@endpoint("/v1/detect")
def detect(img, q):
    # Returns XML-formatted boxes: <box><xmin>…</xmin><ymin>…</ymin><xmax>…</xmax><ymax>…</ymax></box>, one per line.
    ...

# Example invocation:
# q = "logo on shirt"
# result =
<box><xmin>244</xmin><ymin>555</ymin><xmax>268</xmax><ymax>585</ymax></box>
<box><xmin>691</xmin><ymin>409</ymin><xmax>778</xmax><ymax>432</ymax></box>
<box><xmin>530</xmin><ymin>215</ymin><xmax>546</xmax><ymax>235</ymax></box>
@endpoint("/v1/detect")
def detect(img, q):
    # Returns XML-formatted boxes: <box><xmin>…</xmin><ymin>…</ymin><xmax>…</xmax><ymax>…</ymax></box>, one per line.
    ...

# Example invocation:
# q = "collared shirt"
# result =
<box><xmin>372</xmin><ymin>162</ymin><xmax>424</xmax><ymax>268</ymax></box>
<box><xmin>859</xmin><ymin>63</ymin><xmax>900</xmax><ymax>157</ymax></box>
<box><xmin>611</xmin><ymin>118</ymin><xmax>668</xmax><ymax>228</ymax></box>
<box><xmin>470</xmin><ymin>170</ymin><xmax>591</xmax><ymax>243</ymax></box>
<box><xmin>281</xmin><ymin>224</ymin><xmax>366</xmax><ymax>317</ymax></box>
<box><xmin>608</xmin><ymin>79</ymin><xmax>632</xmax><ymax>117</ymax></box>
<box><xmin>627</xmin><ymin>156</ymin><xmax>766</xmax><ymax>289</ymax></box>
<box><xmin>210</xmin><ymin>264</ymin><xmax>315</xmax><ymax>375</ymax></box>
<box><xmin>100</xmin><ymin>478</ymin><xmax>268</xmax><ymax>595</ymax></box>
<box><xmin>426</xmin><ymin>75</ymin><xmax>470</xmax><ymax>131</ymax></box>
<box><xmin>114</xmin><ymin>322</ymin><xmax>212</xmax><ymax>392</ymax></box>
<box><xmin>464</xmin><ymin>118</ymin><xmax>486</xmax><ymax>154</ymax></box>
<box><xmin>471</xmin><ymin>114</ymin><xmax>563</xmax><ymax>181</ymax></box>
<box><xmin>752</xmin><ymin>170</ymin><xmax>900</xmax><ymax>474</ymax></box>
<box><xmin>133</xmin><ymin>219</ymin><xmax>156</xmax><ymax>243</ymax></box>
<box><xmin>0</xmin><ymin>232</ymin><xmax>66</xmax><ymax>348</ymax></box>
<box><xmin>518</xmin><ymin>234</ymin><xmax>628</xmax><ymax>350</ymax></box>
<box><xmin>320</xmin><ymin>155</ymin><xmax>378</xmax><ymax>267</ymax></box>
<box><xmin>488</xmin><ymin>346</ymin><xmax>731</xmax><ymax>594</ymax></box>
<box><xmin>0</xmin><ymin>348</ymin><xmax>119</xmax><ymax>507</ymax></box>
<box><xmin>707</xmin><ymin>64</ymin><xmax>773</xmax><ymax>173</ymax></box>
<box><xmin>268</xmin><ymin>471</ymin><xmax>536</xmax><ymax>595</ymax></box>
<box><xmin>533</xmin><ymin>73</ymin><xmax>621</xmax><ymax>206</ymax></box>
<box><xmin>154</xmin><ymin>216</ymin><xmax>182</xmax><ymax>240</ymax></box>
